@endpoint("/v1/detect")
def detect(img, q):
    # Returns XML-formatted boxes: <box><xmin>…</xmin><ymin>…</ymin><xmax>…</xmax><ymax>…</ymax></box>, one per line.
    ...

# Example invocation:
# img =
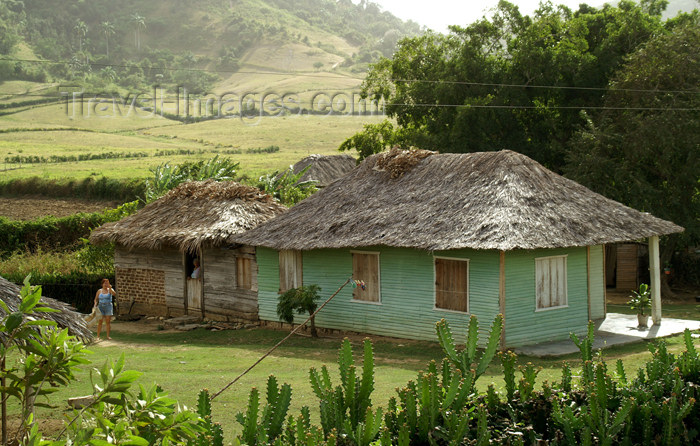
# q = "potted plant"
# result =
<box><xmin>628</xmin><ymin>283</ymin><xmax>651</xmax><ymax>328</ymax></box>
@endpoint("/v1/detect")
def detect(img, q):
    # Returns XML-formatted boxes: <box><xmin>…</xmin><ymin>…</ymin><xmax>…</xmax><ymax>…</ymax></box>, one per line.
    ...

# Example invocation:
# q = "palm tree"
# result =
<box><xmin>100</xmin><ymin>21</ymin><xmax>115</xmax><ymax>58</ymax></box>
<box><xmin>73</xmin><ymin>20</ymin><xmax>88</xmax><ymax>52</ymax></box>
<box><xmin>130</xmin><ymin>13</ymin><xmax>146</xmax><ymax>50</ymax></box>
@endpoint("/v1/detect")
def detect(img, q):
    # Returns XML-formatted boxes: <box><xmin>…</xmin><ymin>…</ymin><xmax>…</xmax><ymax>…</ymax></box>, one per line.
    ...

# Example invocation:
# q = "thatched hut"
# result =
<box><xmin>284</xmin><ymin>154</ymin><xmax>357</xmax><ymax>187</ymax></box>
<box><xmin>0</xmin><ymin>276</ymin><xmax>92</xmax><ymax>342</ymax></box>
<box><xmin>231</xmin><ymin>149</ymin><xmax>682</xmax><ymax>347</ymax></box>
<box><xmin>90</xmin><ymin>181</ymin><xmax>287</xmax><ymax>321</ymax></box>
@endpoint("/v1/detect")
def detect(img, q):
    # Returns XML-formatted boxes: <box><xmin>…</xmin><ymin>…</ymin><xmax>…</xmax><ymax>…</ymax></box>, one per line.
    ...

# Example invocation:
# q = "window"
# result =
<box><xmin>535</xmin><ymin>255</ymin><xmax>568</xmax><ymax>310</ymax></box>
<box><xmin>279</xmin><ymin>250</ymin><xmax>302</xmax><ymax>292</ymax></box>
<box><xmin>352</xmin><ymin>251</ymin><xmax>380</xmax><ymax>303</ymax></box>
<box><xmin>434</xmin><ymin>257</ymin><xmax>469</xmax><ymax>313</ymax></box>
<box><xmin>236</xmin><ymin>256</ymin><xmax>252</xmax><ymax>290</ymax></box>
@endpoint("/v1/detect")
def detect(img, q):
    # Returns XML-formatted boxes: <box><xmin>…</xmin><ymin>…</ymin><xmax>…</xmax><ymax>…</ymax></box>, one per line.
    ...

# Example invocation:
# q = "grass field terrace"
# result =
<box><xmin>0</xmin><ymin>100</ymin><xmax>385</xmax><ymax>180</ymax></box>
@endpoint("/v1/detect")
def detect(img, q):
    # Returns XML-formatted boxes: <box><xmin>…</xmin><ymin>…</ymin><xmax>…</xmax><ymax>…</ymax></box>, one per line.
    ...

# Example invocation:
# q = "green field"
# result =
<box><xmin>9</xmin><ymin>319</ymin><xmax>697</xmax><ymax>442</ymax></box>
<box><xmin>0</xmin><ymin>98</ymin><xmax>384</xmax><ymax>180</ymax></box>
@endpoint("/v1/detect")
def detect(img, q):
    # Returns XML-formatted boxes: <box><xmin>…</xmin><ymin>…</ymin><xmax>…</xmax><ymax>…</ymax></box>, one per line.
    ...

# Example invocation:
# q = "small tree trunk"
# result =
<box><xmin>309</xmin><ymin>314</ymin><xmax>318</xmax><ymax>338</ymax></box>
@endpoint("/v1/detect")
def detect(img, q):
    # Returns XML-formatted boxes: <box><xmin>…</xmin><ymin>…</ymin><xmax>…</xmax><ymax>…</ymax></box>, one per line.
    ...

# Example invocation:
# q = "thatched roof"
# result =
<box><xmin>0</xmin><ymin>276</ymin><xmax>92</xmax><ymax>342</ymax></box>
<box><xmin>90</xmin><ymin>180</ymin><xmax>287</xmax><ymax>253</ymax></box>
<box><xmin>232</xmin><ymin>149</ymin><xmax>683</xmax><ymax>251</ymax></box>
<box><xmin>285</xmin><ymin>154</ymin><xmax>357</xmax><ymax>187</ymax></box>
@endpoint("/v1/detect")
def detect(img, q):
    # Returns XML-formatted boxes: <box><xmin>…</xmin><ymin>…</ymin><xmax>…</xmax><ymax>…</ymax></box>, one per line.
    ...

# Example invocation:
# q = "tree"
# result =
<box><xmin>73</xmin><ymin>19</ymin><xmax>88</xmax><ymax>52</ymax></box>
<box><xmin>565</xmin><ymin>20</ymin><xmax>700</xmax><ymax>294</ymax></box>
<box><xmin>355</xmin><ymin>0</ymin><xmax>669</xmax><ymax>172</ymax></box>
<box><xmin>131</xmin><ymin>13</ymin><xmax>146</xmax><ymax>50</ymax></box>
<box><xmin>100</xmin><ymin>21</ymin><xmax>115</xmax><ymax>58</ymax></box>
<box><xmin>277</xmin><ymin>285</ymin><xmax>322</xmax><ymax>337</ymax></box>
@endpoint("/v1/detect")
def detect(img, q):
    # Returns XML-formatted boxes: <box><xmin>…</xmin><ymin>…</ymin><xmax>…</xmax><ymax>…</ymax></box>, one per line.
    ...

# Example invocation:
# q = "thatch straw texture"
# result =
<box><xmin>285</xmin><ymin>154</ymin><xmax>357</xmax><ymax>187</ymax></box>
<box><xmin>90</xmin><ymin>180</ymin><xmax>287</xmax><ymax>253</ymax></box>
<box><xmin>233</xmin><ymin>150</ymin><xmax>683</xmax><ymax>251</ymax></box>
<box><xmin>0</xmin><ymin>276</ymin><xmax>92</xmax><ymax>342</ymax></box>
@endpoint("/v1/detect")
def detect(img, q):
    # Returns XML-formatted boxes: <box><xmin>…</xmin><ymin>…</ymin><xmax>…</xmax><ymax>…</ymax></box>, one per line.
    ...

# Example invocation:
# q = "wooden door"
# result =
<box><xmin>187</xmin><ymin>278</ymin><xmax>202</xmax><ymax>312</ymax></box>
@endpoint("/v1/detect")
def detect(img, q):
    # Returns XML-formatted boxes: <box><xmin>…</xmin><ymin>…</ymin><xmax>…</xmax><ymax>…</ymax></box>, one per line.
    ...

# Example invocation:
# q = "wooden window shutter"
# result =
<box><xmin>352</xmin><ymin>252</ymin><xmax>380</xmax><ymax>302</ymax></box>
<box><xmin>236</xmin><ymin>256</ymin><xmax>252</xmax><ymax>290</ymax></box>
<box><xmin>535</xmin><ymin>256</ymin><xmax>567</xmax><ymax>310</ymax></box>
<box><xmin>435</xmin><ymin>258</ymin><xmax>468</xmax><ymax>312</ymax></box>
<box><xmin>279</xmin><ymin>250</ymin><xmax>302</xmax><ymax>292</ymax></box>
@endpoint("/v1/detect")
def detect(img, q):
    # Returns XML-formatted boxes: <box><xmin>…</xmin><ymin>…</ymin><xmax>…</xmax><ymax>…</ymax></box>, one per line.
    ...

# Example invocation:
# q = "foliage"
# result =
<box><xmin>309</xmin><ymin>338</ymin><xmax>377</xmax><ymax>440</ymax></box>
<box><xmin>627</xmin><ymin>283</ymin><xmax>652</xmax><ymax>316</ymax></box>
<box><xmin>0</xmin><ymin>176</ymin><xmax>146</xmax><ymax>201</ymax></box>
<box><xmin>0</xmin><ymin>277</ymin><xmax>90</xmax><ymax>444</ymax></box>
<box><xmin>235</xmin><ymin>375</ymin><xmax>293</xmax><ymax>445</ymax></box>
<box><xmin>189</xmin><ymin>389</ymin><xmax>225</xmax><ymax>446</ymax></box>
<box><xmin>232</xmin><ymin>314</ymin><xmax>700</xmax><ymax>445</ymax></box>
<box><xmin>358</xmin><ymin>0</ymin><xmax>675</xmax><ymax>172</ymax></box>
<box><xmin>436</xmin><ymin>314</ymin><xmax>503</xmax><ymax>393</ymax></box>
<box><xmin>2</xmin><ymin>278</ymin><xmax>206</xmax><ymax>445</ymax></box>
<box><xmin>257</xmin><ymin>165</ymin><xmax>318</xmax><ymax>206</ymax></box>
<box><xmin>565</xmin><ymin>19</ymin><xmax>700</xmax><ymax>261</ymax></box>
<box><xmin>144</xmin><ymin>156</ymin><xmax>239</xmax><ymax>203</ymax></box>
<box><xmin>338</xmin><ymin>120</ymin><xmax>397</xmax><ymax>161</ymax></box>
<box><xmin>0</xmin><ymin>199</ymin><xmax>138</xmax><ymax>257</ymax></box>
<box><xmin>2</xmin><ymin>0</ymin><xmax>420</xmax><ymax>89</ymax></box>
<box><xmin>277</xmin><ymin>284</ymin><xmax>322</xmax><ymax>337</ymax></box>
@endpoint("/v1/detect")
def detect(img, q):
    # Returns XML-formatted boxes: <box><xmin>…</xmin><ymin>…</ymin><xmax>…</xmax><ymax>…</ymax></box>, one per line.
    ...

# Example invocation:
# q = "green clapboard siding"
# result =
<box><xmin>589</xmin><ymin>245</ymin><xmax>606</xmax><ymax>320</ymax></box>
<box><xmin>504</xmin><ymin>247</ymin><xmax>589</xmax><ymax>347</ymax></box>
<box><xmin>256</xmin><ymin>246</ymin><xmax>500</xmax><ymax>342</ymax></box>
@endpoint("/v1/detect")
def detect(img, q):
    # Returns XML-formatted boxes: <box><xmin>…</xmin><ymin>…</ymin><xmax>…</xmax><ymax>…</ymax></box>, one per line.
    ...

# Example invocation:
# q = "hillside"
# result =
<box><xmin>0</xmin><ymin>0</ymin><xmax>421</xmax><ymax>94</ymax></box>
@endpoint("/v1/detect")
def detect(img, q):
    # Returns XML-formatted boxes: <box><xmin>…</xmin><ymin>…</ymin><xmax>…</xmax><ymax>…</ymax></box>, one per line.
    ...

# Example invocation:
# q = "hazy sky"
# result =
<box><xmin>371</xmin><ymin>1</ymin><xmax>593</xmax><ymax>33</ymax></box>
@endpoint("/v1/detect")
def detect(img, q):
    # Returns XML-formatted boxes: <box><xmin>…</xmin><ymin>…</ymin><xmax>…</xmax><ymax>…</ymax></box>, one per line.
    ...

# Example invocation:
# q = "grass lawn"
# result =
<box><xmin>13</xmin><ymin>315</ymin><xmax>699</xmax><ymax>442</ymax></box>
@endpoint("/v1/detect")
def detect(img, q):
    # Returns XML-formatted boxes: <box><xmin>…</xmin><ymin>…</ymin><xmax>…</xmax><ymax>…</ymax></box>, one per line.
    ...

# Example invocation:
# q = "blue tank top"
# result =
<box><xmin>98</xmin><ymin>292</ymin><xmax>112</xmax><ymax>304</ymax></box>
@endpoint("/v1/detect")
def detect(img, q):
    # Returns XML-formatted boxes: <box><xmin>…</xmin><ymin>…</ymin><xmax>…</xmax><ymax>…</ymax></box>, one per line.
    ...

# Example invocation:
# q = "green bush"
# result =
<box><xmin>1</xmin><ymin>271</ymin><xmax>113</xmax><ymax>313</ymax></box>
<box><xmin>0</xmin><ymin>200</ymin><xmax>138</xmax><ymax>256</ymax></box>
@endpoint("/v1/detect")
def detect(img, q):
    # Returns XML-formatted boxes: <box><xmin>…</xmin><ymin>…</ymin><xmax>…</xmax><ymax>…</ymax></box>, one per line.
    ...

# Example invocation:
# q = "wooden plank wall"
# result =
<box><xmin>256</xmin><ymin>246</ymin><xmax>501</xmax><ymax>344</ymax></box>
<box><xmin>202</xmin><ymin>246</ymin><xmax>259</xmax><ymax>322</ymax></box>
<box><xmin>588</xmin><ymin>245</ymin><xmax>606</xmax><ymax>320</ymax></box>
<box><xmin>505</xmin><ymin>247</ymin><xmax>589</xmax><ymax>347</ymax></box>
<box><xmin>616</xmin><ymin>244</ymin><xmax>638</xmax><ymax>291</ymax></box>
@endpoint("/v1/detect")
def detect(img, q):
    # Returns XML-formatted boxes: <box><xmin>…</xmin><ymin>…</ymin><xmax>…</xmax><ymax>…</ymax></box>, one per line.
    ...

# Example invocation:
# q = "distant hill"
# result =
<box><xmin>0</xmin><ymin>0</ymin><xmax>422</xmax><ymax>93</ymax></box>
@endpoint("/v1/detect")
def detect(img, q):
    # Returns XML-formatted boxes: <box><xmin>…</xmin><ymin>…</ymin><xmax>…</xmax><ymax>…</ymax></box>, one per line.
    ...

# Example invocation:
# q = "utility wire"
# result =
<box><xmin>211</xmin><ymin>277</ymin><xmax>352</xmax><ymax>401</ymax></box>
<box><xmin>2</xmin><ymin>56</ymin><xmax>699</xmax><ymax>95</ymax></box>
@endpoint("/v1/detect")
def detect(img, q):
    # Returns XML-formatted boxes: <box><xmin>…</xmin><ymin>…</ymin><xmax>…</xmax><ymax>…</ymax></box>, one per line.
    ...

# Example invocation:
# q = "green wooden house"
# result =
<box><xmin>232</xmin><ymin>149</ymin><xmax>682</xmax><ymax>347</ymax></box>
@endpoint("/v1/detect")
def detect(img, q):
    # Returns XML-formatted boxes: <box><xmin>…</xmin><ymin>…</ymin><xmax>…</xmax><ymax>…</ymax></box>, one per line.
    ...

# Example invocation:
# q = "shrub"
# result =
<box><xmin>0</xmin><ymin>176</ymin><xmax>145</xmax><ymax>201</ymax></box>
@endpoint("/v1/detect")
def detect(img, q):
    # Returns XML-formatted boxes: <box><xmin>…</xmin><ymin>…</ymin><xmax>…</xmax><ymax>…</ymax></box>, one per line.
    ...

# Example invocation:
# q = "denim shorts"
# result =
<box><xmin>98</xmin><ymin>302</ymin><xmax>113</xmax><ymax>316</ymax></box>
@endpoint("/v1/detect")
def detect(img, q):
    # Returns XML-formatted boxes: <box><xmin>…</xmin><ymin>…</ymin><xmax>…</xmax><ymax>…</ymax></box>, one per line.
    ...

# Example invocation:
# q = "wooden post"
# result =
<box><xmin>182</xmin><ymin>252</ymin><xmax>188</xmax><ymax>315</ymax></box>
<box><xmin>199</xmin><ymin>250</ymin><xmax>205</xmax><ymax>318</ymax></box>
<box><xmin>586</xmin><ymin>246</ymin><xmax>591</xmax><ymax>321</ymax></box>
<box><xmin>602</xmin><ymin>244</ymin><xmax>607</xmax><ymax>316</ymax></box>
<box><xmin>649</xmin><ymin>236</ymin><xmax>662</xmax><ymax>325</ymax></box>
<box><xmin>499</xmin><ymin>251</ymin><xmax>506</xmax><ymax>351</ymax></box>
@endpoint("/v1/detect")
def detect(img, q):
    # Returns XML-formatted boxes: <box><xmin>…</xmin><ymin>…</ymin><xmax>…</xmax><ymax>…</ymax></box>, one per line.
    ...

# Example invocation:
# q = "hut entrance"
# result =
<box><xmin>185</xmin><ymin>253</ymin><xmax>202</xmax><ymax>314</ymax></box>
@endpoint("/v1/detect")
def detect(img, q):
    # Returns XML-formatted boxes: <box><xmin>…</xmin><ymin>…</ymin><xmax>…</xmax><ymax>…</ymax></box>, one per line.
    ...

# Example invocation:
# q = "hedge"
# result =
<box><xmin>3</xmin><ymin>271</ymin><xmax>113</xmax><ymax>313</ymax></box>
<box><xmin>0</xmin><ymin>176</ymin><xmax>145</xmax><ymax>201</ymax></box>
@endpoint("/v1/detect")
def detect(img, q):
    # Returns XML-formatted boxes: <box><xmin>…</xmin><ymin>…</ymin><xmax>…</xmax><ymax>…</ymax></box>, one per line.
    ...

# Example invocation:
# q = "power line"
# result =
<box><xmin>1</xmin><ymin>56</ymin><xmax>699</xmax><ymax>95</ymax></box>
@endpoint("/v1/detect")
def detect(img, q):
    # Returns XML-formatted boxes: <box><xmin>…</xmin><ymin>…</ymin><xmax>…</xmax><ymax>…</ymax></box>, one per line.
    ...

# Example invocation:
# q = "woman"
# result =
<box><xmin>94</xmin><ymin>278</ymin><xmax>116</xmax><ymax>340</ymax></box>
